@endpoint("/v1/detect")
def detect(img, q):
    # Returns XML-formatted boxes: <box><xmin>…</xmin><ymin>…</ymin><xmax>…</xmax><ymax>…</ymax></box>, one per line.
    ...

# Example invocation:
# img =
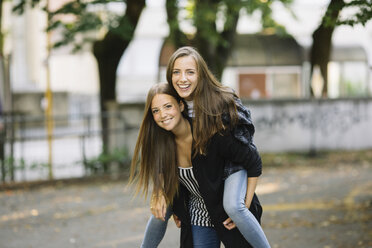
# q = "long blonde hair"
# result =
<box><xmin>129</xmin><ymin>82</ymin><xmax>188</xmax><ymax>203</ymax></box>
<box><xmin>166</xmin><ymin>46</ymin><xmax>238</xmax><ymax>155</ymax></box>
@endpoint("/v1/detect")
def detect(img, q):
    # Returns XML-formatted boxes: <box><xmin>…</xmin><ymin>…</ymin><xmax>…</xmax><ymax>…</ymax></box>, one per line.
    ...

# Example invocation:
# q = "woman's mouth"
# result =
<box><xmin>162</xmin><ymin>117</ymin><xmax>173</xmax><ymax>124</ymax></box>
<box><xmin>177</xmin><ymin>84</ymin><xmax>191</xmax><ymax>90</ymax></box>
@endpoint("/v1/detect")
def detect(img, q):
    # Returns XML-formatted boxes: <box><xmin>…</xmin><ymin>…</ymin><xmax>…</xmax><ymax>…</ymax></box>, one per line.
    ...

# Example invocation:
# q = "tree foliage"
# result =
<box><xmin>13</xmin><ymin>0</ymin><xmax>141</xmax><ymax>54</ymax></box>
<box><xmin>165</xmin><ymin>0</ymin><xmax>293</xmax><ymax>80</ymax></box>
<box><xmin>13</xmin><ymin>0</ymin><xmax>295</xmax><ymax>97</ymax></box>
<box><xmin>334</xmin><ymin>0</ymin><xmax>372</xmax><ymax>26</ymax></box>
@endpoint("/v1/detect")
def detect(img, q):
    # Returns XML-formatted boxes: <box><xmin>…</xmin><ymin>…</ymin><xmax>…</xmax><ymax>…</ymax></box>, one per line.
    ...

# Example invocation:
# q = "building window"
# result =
<box><xmin>239</xmin><ymin>74</ymin><xmax>266</xmax><ymax>99</ymax></box>
<box><xmin>270</xmin><ymin>73</ymin><xmax>301</xmax><ymax>98</ymax></box>
<box><xmin>239</xmin><ymin>71</ymin><xmax>301</xmax><ymax>99</ymax></box>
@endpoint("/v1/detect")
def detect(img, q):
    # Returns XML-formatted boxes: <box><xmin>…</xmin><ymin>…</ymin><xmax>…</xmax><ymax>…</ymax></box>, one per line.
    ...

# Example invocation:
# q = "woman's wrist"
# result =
<box><xmin>151</xmin><ymin>191</ymin><xmax>165</xmax><ymax>206</ymax></box>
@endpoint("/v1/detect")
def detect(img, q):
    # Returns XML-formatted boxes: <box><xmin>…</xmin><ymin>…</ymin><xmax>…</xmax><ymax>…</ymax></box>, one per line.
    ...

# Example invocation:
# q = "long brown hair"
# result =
<box><xmin>129</xmin><ymin>82</ymin><xmax>188</xmax><ymax>204</ymax></box>
<box><xmin>166</xmin><ymin>46</ymin><xmax>238</xmax><ymax>155</ymax></box>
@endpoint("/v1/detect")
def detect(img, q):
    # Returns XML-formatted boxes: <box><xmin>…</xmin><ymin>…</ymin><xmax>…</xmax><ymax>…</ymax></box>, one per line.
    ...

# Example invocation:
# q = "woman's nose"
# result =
<box><xmin>180</xmin><ymin>72</ymin><xmax>187</xmax><ymax>81</ymax></box>
<box><xmin>160</xmin><ymin>109</ymin><xmax>167</xmax><ymax>117</ymax></box>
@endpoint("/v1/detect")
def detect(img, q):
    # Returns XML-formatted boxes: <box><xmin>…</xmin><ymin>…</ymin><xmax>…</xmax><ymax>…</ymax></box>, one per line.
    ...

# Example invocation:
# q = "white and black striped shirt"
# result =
<box><xmin>178</xmin><ymin>167</ymin><xmax>213</xmax><ymax>227</ymax></box>
<box><xmin>186</xmin><ymin>100</ymin><xmax>194</xmax><ymax>117</ymax></box>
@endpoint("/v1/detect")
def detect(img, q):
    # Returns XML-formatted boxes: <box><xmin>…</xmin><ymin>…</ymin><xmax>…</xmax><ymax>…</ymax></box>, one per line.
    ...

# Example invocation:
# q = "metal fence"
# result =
<box><xmin>0</xmin><ymin>112</ymin><xmax>135</xmax><ymax>184</ymax></box>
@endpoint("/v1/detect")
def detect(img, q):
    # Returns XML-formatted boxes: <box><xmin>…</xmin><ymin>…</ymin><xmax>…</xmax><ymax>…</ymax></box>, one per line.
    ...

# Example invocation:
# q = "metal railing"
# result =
<box><xmin>0</xmin><ymin>112</ymin><xmax>136</xmax><ymax>183</ymax></box>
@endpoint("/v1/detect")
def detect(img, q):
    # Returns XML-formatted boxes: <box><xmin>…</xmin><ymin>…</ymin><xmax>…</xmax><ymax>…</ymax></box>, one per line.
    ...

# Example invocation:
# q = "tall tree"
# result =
<box><xmin>14</xmin><ymin>0</ymin><xmax>145</xmax><ymax>108</ymax></box>
<box><xmin>165</xmin><ymin>0</ymin><xmax>292</xmax><ymax>80</ymax></box>
<box><xmin>13</xmin><ymin>0</ymin><xmax>146</xmax><ymax>171</ymax></box>
<box><xmin>310</xmin><ymin>0</ymin><xmax>372</xmax><ymax>97</ymax></box>
<box><xmin>91</xmin><ymin>0</ymin><xmax>145</xmax><ymax>160</ymax></box>
<box><xmin>92</xmin><ymin>1</ymin><xmax>146</xmax><ymax>114</ymax></box>
<box><xmin>310</xmin><ymin>0</ymin><xmax>345</xmax><ymax>97</ymax></box>
<box><xmin>13</xmin><ymin>0</ymin><xmax>146</xmax><ymax>114</ymax></box>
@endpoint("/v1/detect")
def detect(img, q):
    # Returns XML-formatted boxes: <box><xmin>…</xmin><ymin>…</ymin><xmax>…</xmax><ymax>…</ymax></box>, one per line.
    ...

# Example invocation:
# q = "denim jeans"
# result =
<box><xmin>141</xmin><ymin>170</ymin><xmax>270</xmax><ymax>248</ymax></box>
<box><xmin>223</xmin><ymin>170</ymin><xmax>271</xmax><ymax>248</ymax></box>
<box><xmin>141</xmin><ymin>208</ymin><xmax>220</xmax><ymax>248</ymax></box>
<box><xmin>191</xmin><ymin>225</ymin><xmax>220</xmax><ymax>248</ymax></box>
<box><xmin>140</xmin><ymin>206</ymin><xmax>172</xmax><ymax>248</ymax></box>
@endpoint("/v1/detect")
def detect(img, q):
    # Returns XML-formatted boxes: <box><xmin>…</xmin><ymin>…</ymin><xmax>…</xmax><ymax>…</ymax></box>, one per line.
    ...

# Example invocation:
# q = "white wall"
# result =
<box><xmin>247</xmin><ymin>98</ymin><xmax>372</xmax><ymax>152</ymax></box>
<box><xmin>111</xmin><ymin>98</ymin><xmax>372</xmax><ymax>154</ymax></box>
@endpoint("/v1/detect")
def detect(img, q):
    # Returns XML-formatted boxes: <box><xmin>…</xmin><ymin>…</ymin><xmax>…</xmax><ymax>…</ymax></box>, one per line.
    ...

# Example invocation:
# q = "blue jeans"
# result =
<box><xmin>223</xmin><ymin>170</ymin><xmax>271</xmax><ymax>248</ymax></box>
<box><xmin>191</xmin><ymin>225</ymin><xmax>220</xmax><ymax>248</ymax></box>
<box><xmin>140</xmin><ymin>206</ymin><xmax>172</xmax><ymax>248</ymax></box>
<box><xmin>141</xmin><ymin>209</ymin><xmax>220</xmax><ymax>248</ymax></box>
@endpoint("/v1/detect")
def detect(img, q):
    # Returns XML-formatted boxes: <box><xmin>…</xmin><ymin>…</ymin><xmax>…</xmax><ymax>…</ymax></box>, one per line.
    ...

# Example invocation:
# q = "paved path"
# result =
<box><xmin>0</xmin><ymin>161</ymin><xmax>371</xmax><ymax>248</ymax></box>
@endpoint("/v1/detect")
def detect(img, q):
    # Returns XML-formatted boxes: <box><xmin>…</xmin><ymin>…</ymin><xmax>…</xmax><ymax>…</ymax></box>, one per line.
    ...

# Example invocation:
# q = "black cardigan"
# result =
<box><xmin>172</xmin><ymin>127</ymin><xmax>263</xmax><ymax>248</ymax></box>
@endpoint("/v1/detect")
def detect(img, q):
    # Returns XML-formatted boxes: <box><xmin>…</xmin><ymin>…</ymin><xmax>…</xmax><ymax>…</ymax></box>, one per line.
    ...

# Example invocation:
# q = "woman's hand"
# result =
<box><xmin>150</xmin><ymin>192</ymin><xmax>167</xmax><ymax>221</ymax></box>
<box><xmin>223</xmin><ymin>217</ymin><xmax>236</xmax><ymax>230</ymax></box>
<box><xmin>173</xmin><ymin>214</ymin><xmax>181</xmax><ymax>228</ymax></box>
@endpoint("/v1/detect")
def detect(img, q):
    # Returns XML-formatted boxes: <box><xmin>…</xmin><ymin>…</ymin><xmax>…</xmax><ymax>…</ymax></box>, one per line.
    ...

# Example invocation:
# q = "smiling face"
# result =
<box><xmin>151</xmin><ymin>93</ymin><xmax>184</xmax><ymax>132</ymax></box>
<box><xmin>171</xmin><ymin>55</ymin><xmax>198</xmax><ymax>101</ymax></box>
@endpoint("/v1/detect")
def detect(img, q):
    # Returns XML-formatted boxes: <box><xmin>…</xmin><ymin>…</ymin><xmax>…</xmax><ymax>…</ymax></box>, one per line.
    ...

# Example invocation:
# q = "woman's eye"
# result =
<box><xmin>152</xmin><ymin>109</ymin><xmax>158</xmax><ymax>114</ymax></box>
<box><xmin>165</xmin><ymin>104</ymin><xmax>172</xmax><ymax>109</ymax></box>
<box><xmin>173</xmin><ymin>71</ymin><xmax>179</xmax><ymax>75</ymax></box>
<box><xmin>187</xmin><ymin>71</ymin><xmax>195</xmax><ymax>75</ymax></box>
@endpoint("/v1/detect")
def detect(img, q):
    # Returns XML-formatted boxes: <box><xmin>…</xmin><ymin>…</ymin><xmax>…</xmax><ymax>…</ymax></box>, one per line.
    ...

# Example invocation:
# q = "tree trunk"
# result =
<box><xmin>166</xmin><ymin>0</ymin><xmax>239</xmax><ymax>81</ymax></box>
<box><xmin>92</xmin><ymin>0</ymin><xmax>145</xmax><ymax>171</ymax></box>
<box><xmin>165</xmin><ymin>0</ymin><xmax>189</xmax><ymax>48</ymax></box>
<box><xmin>199</xmin><ymin>4</ymin><xmax>239</xmax><ymax>81</ymax></box>
<box><xmin>310</xmin><ymin>0</ymin><xmax>345</xmax><ymax>97</ymax></box>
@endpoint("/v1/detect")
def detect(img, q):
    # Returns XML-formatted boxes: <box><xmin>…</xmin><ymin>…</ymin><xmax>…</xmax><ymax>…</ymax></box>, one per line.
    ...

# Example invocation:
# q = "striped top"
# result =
<box><xmin>178</xmin><ymin>167</ymin><xmax>213</xmax><ymax>227</ymax></box>
<box><xmin>186</xmin><ymin>100</ymin><xmax>194</xmax><ymax>117</ymax></box>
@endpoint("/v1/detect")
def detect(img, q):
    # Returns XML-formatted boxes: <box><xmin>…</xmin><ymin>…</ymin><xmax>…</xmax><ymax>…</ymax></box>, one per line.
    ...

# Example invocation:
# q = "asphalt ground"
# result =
<box><xmin>1</xmin><ymin>151</ymin><xmax>371</xmax><ymax>248</ymax></box>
